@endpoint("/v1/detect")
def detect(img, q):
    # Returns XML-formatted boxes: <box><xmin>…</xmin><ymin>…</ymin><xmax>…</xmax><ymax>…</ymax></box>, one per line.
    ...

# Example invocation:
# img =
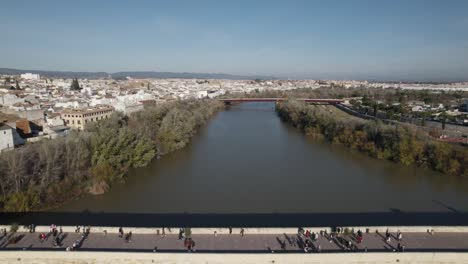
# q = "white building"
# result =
<box><xmin>0</xmin><ymin>124</ymin><xmax>25</xmax><ymax>152</ymax></box>
<box><xmin>46</xmin><ymin>113</ymin><xmax>65</xmax><ymax>127</ymax></box>
<box><xmin>20</xmin><ymin>73</ymin><xmax>40</xmax><ymax>80</ymax></box>
<box><xmin>0</xmin><ymin>94</ymin><xmax>25</xmax><ymax>106</ymax></box>
<box><xmin>0</xmin><ymin>124</ymin><xmax>15</xmax><ymax>152</ymax></box>
<box><xmin>197</xmin><ymin>90</ymin><xmax>208</xmax><ymax>98</ymax></box>
<box><xmin>114</xmin><ymin>102</ymin><xmax>144</xmax><ymax>115</ymax></box>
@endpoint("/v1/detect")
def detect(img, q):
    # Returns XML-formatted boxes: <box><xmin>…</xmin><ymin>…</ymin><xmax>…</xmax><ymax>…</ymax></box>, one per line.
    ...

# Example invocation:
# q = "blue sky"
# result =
<box><xmin>1</xmin><ymin>0</ymin><xmax>467</xmax><ymax>80</ymax></box>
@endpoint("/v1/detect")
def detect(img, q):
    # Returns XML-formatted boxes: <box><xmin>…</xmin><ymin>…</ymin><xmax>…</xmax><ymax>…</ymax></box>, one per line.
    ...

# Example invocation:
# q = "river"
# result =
<box><xmin>58</xmin><ymin>102</ymin><xmax>468</xmax><ymax>214</ymax></box>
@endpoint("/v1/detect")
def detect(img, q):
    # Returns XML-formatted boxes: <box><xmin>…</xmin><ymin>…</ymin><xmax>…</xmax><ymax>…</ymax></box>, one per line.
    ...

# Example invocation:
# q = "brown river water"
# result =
<box><xmin>57</xmin><ymin>102</ymin><xmax>468</xmax><ymax>214</ymax></box>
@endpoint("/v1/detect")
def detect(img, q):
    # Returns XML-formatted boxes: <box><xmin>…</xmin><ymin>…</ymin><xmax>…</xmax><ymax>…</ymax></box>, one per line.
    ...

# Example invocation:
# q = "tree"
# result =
<box><xmin>421</xmin><ymin>112</ymin><xmax>428</xmax><ymax>126</ymax></box>
<box><xmin>70</xmin><ymin>78</ymin><xmax>81</xmax><ymax>90</ymax></box>
<box><xmin>15</xmin><ymin>80</ymin><xmax>20</xmax><ymax>90</ymax></box>
<box><xmin>440</xmin><ymin>112</ymin><xmax>447</xmax><ymax>130</ymax></box>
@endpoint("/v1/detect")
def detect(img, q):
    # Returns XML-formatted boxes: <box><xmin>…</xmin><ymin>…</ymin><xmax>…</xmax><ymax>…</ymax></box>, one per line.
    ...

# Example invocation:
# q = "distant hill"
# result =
<box><xmin>112</xmin><ymin>71</ymin><xmax>275</xmax><ymax>80</ymax></box>
<box><xmin>0</xmin><ymin>68</ymin><xmax>275</xmax><ymax>80</ymax></box>
<box><xmin>0</xmin><ymin>68</ymin><xmax>109</xmax><ymax>79</ymax></box>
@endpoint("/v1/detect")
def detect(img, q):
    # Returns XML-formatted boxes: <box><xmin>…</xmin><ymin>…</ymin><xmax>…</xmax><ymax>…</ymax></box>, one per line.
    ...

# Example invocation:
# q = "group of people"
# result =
<box><xmin>384</xmin><ymin>229</ymin><xmax>404</xmax><ymax>252</ymax></box>
<box><xmin>118</xmin><ymin>227</ymin><xmax>133</xmax><ymax>243</ymax></box>
<box><xmin>303</xmin><ymin>229</ymin><xmax>320</xmax><ymax>242</ymax></box>
<box><xmin>37</xmin><ymin>224</ymin><xmax>64</xmax><ymax>247</ymax></box>
<box><xmin>12</xmin><ymin>224</ymin><xmax>410</xmax><ymax>253</ymax></box>
<box><xmin>297</xmin><ymin>227</ymin><xmax>322</xmax><ymax>253</ymax></box>
<box><xmin>66</xmin><ymin>226</ymin><xmax>90</xmax><ymax>251</ymax></box>
<box><xmin>385</xmin><ymin>229</ymin><xmax>403</xmax><ymax>243</ymax></box>
<box><xmin>74</xmin><ymin>225</ymin><xmax>90</xmax><ymax>234</ymax></box>
<box><xmin>184</xmin><ymin>237</ymin><xmax>196</xmax><ymax>252</ymax></box>
<box><xmin>296</xmin><ymin>227</ymin><xmax>406</xmax><ymax>253</ymax></box>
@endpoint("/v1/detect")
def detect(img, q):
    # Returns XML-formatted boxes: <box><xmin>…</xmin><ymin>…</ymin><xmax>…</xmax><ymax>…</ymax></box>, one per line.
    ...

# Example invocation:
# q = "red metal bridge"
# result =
<box><xmin>219</xmin><ymin>98</ymin><xmax>344</xmax><ymax>104</ymax></box>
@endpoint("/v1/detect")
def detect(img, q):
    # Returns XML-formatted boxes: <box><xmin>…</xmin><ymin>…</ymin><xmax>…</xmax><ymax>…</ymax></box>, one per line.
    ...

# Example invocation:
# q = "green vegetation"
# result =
<box><xmin>70</xmin><ymin>78</ymin><xmax>81</xmax><ymax>90</ymax></box>
<box><xmin>0</xmin><ymin>99</ymin><xmax>223</xmax><ymax>212</ymax></box>
<box><xmin>276</xmin><ymin>100</ymin><xmax>468</xmax><ymax>177</ymax></box>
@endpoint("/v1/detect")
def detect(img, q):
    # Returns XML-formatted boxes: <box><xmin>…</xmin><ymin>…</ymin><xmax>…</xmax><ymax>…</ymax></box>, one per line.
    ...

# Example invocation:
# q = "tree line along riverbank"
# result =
<box><xmin>276</xmin><ymin>100</ymin><xmax>468</xmax><ymax>177</ymax></box>
<box><xmin>0</xmin><ymin>100</ymin><xmax>224</xmax><ymax>212</ymax></box>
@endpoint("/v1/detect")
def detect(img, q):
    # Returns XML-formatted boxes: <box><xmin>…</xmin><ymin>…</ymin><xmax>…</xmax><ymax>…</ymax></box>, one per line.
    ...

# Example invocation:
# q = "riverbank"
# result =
<box><xmin>275</xmin><ymin>101</ymin><xmax>468</xmax><ymax>177</ymax></box>
<box><xmin>0</xmin><ymin>100</ymin><xmax>224</xmax><ymax>212</ymax></box>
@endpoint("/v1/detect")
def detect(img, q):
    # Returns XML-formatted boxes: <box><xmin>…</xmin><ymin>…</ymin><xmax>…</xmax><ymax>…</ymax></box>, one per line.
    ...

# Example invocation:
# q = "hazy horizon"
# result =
<box><xmin>1</xmin><ymin>0</ymin><xmax>468</xmax><ymax>81</ymax></box>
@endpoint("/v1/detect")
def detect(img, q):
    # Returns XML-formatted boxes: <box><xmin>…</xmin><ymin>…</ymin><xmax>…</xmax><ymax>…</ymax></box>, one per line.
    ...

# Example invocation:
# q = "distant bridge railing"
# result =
<box><xmin>219</xmin><ymin>98</ymin><xmax>344</xmax><ymax>104</ymax></box>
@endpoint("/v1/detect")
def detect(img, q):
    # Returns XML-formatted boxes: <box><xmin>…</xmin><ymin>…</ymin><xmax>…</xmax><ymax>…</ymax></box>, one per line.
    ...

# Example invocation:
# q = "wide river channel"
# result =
<box><xmin>58</xmin><ymin>103</ymin><xmax>468</xmax><ymax>214</ymax></box>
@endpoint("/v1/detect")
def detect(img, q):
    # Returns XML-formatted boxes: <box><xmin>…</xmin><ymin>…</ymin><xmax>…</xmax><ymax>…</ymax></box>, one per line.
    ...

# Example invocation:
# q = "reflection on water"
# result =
<box><xmin>57</xmin><ymin>103</ymin><xmax>468</xmax><ymax>214</ymax></box>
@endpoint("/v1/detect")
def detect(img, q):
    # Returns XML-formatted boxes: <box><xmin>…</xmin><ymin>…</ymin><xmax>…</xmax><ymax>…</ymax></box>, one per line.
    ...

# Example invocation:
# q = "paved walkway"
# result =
<box><xmin>1</xmin><ymin>230</ymin><xmax>468</xmax><ymax>253</ymax></box>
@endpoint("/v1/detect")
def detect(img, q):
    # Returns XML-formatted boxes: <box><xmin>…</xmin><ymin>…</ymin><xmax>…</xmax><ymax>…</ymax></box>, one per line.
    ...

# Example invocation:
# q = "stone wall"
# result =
<box><xmin>1</xmin><ymin>251</ymin><xmax>468</xmax><ymax>264</ymax></box>
<box><xmin>1</xmin><ymin>225</ymin><xmax>468</xmax><ymax>235</ymax></box>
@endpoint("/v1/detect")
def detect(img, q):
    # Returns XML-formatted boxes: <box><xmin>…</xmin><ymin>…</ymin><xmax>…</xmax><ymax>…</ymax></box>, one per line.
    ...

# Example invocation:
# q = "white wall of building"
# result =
<box><xmin>46</xmin><ymin>116</ymin><xmax>65</xmax><ymax>127</ymax></box>
<box><xmin>20</xmin><ymin>73</ymin><xmax>40</xmax><ymax>80</ymax></box>
<box><xmin>0</xmin><ymin>126</ymin><xmax>14</xmax><ymax>152</ymax></box>
<box><xmin>0</xmin><ymin>94</ymin><xmax>24</xmax><ymax>106</ymax></box>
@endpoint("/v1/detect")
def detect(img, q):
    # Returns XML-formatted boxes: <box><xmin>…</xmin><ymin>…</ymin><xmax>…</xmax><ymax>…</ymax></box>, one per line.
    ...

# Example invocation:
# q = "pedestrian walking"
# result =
<box><xmin>39</xmin><ymin>233</ymin><xmax>46</xmax><ymax>243</ymax></box>
<box><xmin>280</xmin><ymin>240</ymin><xmax>286</xmax><ymax>250</ymax></box>
<box><xmin>118</xmin><ymin>227</ymin><xmax>124</xmax><ymax>238</ymax></box>
<box><xmin>229</xmin><ymin>227</ymin><xmax>232</xmax><ymax>235</ymax></box>
<box><xmin>357</xmin><ymin>229</ymin><xmax>363</xmax><ymax>243</ymax></box>
<box><xmin>240</xmin><ymin>228</ymin><xmax>245</xmax><ymax>237</ymax></box>
<box><xmin>298</xmin><ymin>227</ymin><xmax>304</xmax><ymax>235</ymax></box>
<box><xmin>178</xmin><ymin>228</ymin><xmax>184</xmax><ymax>240</ymax></box>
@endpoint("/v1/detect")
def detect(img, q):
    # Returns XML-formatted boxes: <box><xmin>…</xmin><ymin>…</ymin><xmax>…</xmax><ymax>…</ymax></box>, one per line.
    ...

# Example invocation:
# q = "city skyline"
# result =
<box><xmin>1</xmin><ymin>0</ymin><xmax>468</xmax><ymax>81</ymax></box>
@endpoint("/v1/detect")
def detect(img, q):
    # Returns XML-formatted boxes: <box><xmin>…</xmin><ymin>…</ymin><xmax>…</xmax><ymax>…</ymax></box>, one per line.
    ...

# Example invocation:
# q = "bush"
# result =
<box><xmin>0</xmin><ymin>99</ymin><xmax>223</xmax><ymax>212</ymax></box>
<box><xmin>276</xmin><ymin>100</ymin><xmax>468</xmax><ymax>177</ymax></box>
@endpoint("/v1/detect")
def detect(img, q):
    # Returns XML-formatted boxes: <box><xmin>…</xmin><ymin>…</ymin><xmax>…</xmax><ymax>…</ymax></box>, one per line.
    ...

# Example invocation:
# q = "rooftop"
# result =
<box><xmin>61</xmin><ymin>105</ymin><xmax>114</xmax><ymax>115</ymax></box>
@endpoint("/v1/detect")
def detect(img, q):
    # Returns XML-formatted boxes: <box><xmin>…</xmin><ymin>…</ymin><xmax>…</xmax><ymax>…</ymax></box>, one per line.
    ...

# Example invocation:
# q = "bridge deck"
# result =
<box><xmin>219</xmin><ymin>98</ymin><xmax>344</xmax><ymax>104</ymax></box>
<box><xmin>2</xmin><ymin>231</ymin><xmax>468</xmax><ymax>253</ymax></box>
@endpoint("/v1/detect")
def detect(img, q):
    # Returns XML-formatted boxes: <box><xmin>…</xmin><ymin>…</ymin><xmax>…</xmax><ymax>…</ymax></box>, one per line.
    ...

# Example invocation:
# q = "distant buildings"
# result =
<box><xmin>1</xmin><ymin>74</ymin><xmax>467</xmax><ymax>151</ymax></box>
<box><xmin>61</xmin><ymin>105</ymin><xmax>114</xmax><ymax>130</ymax></box>
<box><xmin>20</xmin><ymin>73</ymin><xmax>40</xmax><ymax>80</ymax></box>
